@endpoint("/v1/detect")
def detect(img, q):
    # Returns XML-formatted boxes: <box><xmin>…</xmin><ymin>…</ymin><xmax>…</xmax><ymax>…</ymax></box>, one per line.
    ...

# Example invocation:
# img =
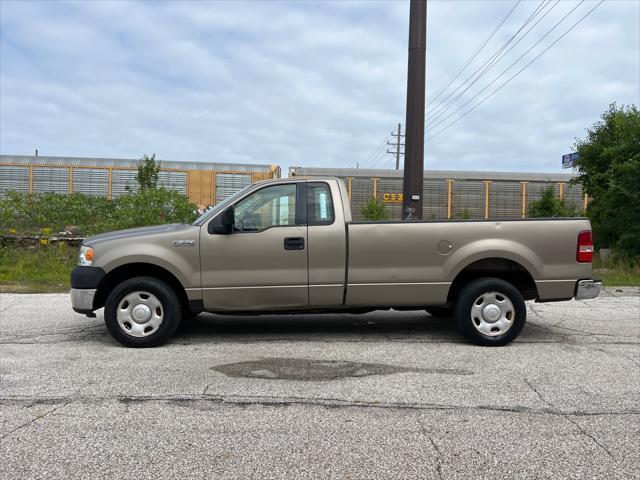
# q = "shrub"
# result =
<box><xmin>0</xmin><ymin>189</ymin><xmax>198</xmax><ymax>236</ymax></box>
<box><xmin>361</xmin><ymin>198</ymin><xmax>389</xmax><ymax>221</ymax></box>
<box><xmin>452</xmin><ymin>208</ymin><xmax>471</xmax><ymax>220</ymax></box>
<box><xmin>0</xmin><ymin>191</ymin><xmax>112</xmax><ymax>235</ymax></box>
<box><xmin>106</xmin><ymin>188</ymin><xmax>198</xmax><ymax>231</ymax></box>
<box><xmin>528</xmin><ymin>186</ymin><xmax>579</xmax><ymax>218</ymax></box>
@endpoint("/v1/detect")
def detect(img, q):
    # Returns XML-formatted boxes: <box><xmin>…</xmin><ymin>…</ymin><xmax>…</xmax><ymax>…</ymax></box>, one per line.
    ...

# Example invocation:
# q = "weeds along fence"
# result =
<box><xmin>289</xmin><ymin>167</ymin><xmax>587</xmax><ymax>221</ymax></box>
<box><xmin>0</xmin><ymin>234</ymin><xmax>84</xmax><ymax>248</ymax></box>
<box><xmin>0</xmin><ymin>188</ymin><xmax>199</xmax><ymax>237</ymax></box>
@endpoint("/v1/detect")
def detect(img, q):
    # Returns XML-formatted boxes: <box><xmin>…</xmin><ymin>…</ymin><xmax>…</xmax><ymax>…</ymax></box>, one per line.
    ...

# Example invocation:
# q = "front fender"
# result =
<box><xmin>97</xmin><ymin>245</ymin><xmax>200</xmax><ymax>289</ymax></box>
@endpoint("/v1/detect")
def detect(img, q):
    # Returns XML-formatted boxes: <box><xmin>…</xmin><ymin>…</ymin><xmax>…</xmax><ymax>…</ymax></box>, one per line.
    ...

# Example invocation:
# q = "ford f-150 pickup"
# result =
<box><xmin>70</xmin><ymin>177</ymin><xmax>601</xmax><ymax>347</ymax></box>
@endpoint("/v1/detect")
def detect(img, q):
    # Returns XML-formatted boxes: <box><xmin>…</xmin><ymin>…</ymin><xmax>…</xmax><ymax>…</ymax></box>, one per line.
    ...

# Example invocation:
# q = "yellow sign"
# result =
<box><xmin>382</xmin><ymin>192</ymin><xmax>404</xmax><ymax>203</ymax></box>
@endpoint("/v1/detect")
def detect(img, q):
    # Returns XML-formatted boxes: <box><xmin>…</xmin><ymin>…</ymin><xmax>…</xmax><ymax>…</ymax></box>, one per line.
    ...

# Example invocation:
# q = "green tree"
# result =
<box><xmin>135</xmin><ymin>153</ymin><xmax>161</xmax><ymax>190</ymax></box>
<box><xmin>528</xmin><ymin>186</ymin><xmax>579</xmax><ymax>218</ymax></box>
<box><xmin>572</xmin><ymin>103</ymin><xmax>640</xmax><ymax>259</ymax></box>
<box><xmin>361</xmin><ymin>198</ymin><xmax>389</xmax><ymax>221</ymax></box>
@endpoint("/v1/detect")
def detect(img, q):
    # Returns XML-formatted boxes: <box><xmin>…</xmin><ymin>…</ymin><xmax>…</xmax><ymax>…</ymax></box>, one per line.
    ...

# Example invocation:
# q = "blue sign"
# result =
<box><xmin>562</xmin><ymin>152</ymin><xmax>579</xmax><ymax>169</ymax></box>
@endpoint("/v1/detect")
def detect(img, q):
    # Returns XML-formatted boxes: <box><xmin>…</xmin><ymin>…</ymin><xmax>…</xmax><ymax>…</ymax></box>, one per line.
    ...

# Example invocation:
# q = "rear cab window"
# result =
<box><xmin>307</xmin><ymin>182</ymin><xmax>334</xmax><ymax>226</ymax></box>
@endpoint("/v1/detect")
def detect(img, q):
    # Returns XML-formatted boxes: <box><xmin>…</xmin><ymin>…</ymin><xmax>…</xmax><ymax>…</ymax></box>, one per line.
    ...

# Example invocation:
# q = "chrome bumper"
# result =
<box><xmin>70</xmin><ymin>288</ymin><xmax>96</xmax><ymax>313</ymax></box>
<box><xmin>575</xmin><ymin>279</ymin><xmax>602</xmax><ymax>300</ymax></box>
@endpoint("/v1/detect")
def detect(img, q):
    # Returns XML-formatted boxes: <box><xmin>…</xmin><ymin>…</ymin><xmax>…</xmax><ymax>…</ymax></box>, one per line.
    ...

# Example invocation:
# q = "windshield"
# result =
<box><xmin>192</xmin><ymin>184</ymin><xmax>252</xmax><ymax>226</ymax></box>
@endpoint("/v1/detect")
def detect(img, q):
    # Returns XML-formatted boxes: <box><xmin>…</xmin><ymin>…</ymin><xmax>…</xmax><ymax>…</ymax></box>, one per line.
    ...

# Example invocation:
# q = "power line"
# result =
<box><xmin>426</xmin><ymin>0</ymin><xmax>605</xmax><ymax>141</ymax></box>
<box><xmin>367</xmin><ymin>135</ymin><xmax>394</xmax><ymax>169</ymax></box>
<box><xmin>370</xmin><ymin>139</ymin><xmax>395</xmax><ymax>168</ymax></box>
<box><xmin>426</xmin><ymin>0</ymin><xmax>558</xmax><ymax>126</ymax></box>
<box><xmin>426</xmin><ymin>0</ymin><xmax>555</xmax><ymax>125</ymax></box>
<box><xmin>361</xmin><ymin>135</ymin><xmax>390</xmax><ymax>168</ymax></box>
<box><xmin>427</xmin><ymin>0</ymin><xmax>586</xmax><ymax>133</ymax></box>
<box><xmin>427</xmin><ymin>0</ymin><xmax>522</xmax><ymax>107</ymax></box>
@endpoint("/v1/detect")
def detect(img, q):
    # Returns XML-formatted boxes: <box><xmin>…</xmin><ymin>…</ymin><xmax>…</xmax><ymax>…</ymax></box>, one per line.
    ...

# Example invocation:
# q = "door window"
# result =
<box><xmin>308</xmin><ymin>182</ymin><xmax>334</xmax><ymax>225</ymax></box>
<box><xmin>234</xmin><ymin>184</ymin><xmax>297</xmax><ymax>231</ymax></box>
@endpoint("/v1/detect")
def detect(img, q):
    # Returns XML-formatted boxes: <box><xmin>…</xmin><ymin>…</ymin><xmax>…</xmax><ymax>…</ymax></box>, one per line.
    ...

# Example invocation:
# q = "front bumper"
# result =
<box><xmin>70</xmin><ymin>288</ymin><xmax>97</xmax><ymax>314</ymax></box>
<box><xmin>70</xmin><ymin>265</ymin><xmax>105</xmax><ymax>314</ymax></box>
<box><xmin>575</xmin><ymin>279</ymin><xmax>602</xmax><ymax>300</ymax></box>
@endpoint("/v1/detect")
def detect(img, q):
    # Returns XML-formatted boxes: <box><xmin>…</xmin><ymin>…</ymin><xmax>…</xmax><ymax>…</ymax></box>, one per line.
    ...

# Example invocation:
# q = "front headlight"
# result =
<box><xmin>78</xmin><ymin>245</ymin><xmax>94</xmax><ymax>266</ymax></box>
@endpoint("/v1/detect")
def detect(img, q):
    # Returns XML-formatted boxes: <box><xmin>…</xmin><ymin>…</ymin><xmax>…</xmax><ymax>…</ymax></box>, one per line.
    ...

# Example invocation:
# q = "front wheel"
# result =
<box><xmin>454</xmin><ymin>277</ymin><xmax>526</xmax><ymax>346</ymax></box>
<box><xmin>104</xmin><ymin>277</ymin><xmax>182</xmax><ymax>347</ymax></box>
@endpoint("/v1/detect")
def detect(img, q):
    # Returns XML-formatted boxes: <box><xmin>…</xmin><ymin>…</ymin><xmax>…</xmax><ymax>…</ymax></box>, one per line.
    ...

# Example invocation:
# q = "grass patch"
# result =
<box><xmin>0</xmin><ymin>244</ymin><xmax>77</xmax><ymax>293</ymax></box>
<box><xmin>592</xmin><ymin>253</ymin><xmax>640</xmax><ymax>287</ymax></box>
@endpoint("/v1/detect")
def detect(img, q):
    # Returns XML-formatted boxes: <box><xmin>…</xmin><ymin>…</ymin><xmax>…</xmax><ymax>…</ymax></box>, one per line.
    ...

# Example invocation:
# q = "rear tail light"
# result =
<box><xmin>577</xmin><ymin>230</ymin><xmax>594</xmax><ymax>263</ymax></box>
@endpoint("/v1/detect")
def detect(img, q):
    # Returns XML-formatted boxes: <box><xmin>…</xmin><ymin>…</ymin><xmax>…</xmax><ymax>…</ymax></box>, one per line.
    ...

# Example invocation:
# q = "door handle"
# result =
<box><xmin>284</xmin><ymin>237</ymin><xmax>305</xmax><ymax>250</ymax></box>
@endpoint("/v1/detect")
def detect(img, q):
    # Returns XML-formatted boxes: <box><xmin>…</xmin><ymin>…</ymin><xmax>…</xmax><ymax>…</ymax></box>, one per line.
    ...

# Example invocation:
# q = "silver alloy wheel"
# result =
<box><xmin>470</xmin><ymin>291</ymin><xmax>515</xmax><ymax>337</ymax></box>
<box><xmin>116</xmin><ymin>291</ymin><xmax>164</xmax><ymax>338</ymax></box>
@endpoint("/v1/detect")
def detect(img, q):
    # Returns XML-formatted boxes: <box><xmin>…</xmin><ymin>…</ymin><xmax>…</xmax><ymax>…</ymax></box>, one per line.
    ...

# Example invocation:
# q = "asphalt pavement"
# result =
<box><xmin>1</xmin><ymin>290</ymin><xmax>639</xmax><ymax>479</ymax></box>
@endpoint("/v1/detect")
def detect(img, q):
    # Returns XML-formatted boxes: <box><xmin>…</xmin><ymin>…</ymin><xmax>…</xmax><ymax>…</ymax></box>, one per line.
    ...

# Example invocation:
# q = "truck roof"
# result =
<box><xmin>254</xmin><ymin>176</ymin><xmax>339</xmax><ymax>186</ymax></box>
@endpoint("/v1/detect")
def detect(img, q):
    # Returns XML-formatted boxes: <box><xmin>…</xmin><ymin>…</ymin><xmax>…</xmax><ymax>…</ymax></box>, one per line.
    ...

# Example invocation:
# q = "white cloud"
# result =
<box><xmin>1</xmin><ymin>0</ymin><xmax>638</xmax><ymax>175</ymax></box>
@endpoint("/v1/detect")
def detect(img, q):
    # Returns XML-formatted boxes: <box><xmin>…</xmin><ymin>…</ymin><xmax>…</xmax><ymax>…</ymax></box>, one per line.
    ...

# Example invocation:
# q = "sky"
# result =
<box><xmin>1</xmin><ymin>0</ymin><xmax>638</xmax><ymax>176</ymax></box>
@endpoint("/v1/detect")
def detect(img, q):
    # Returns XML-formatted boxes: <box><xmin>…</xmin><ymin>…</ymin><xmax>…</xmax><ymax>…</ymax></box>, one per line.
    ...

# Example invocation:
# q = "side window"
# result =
<box><xmin>234</xmin><ymin>184</ymin><xmax>297</xmax><ymax>231</ymax></box>
<box><xmin>307</xmin><ymin>182</ymin><xmax>334</xmax><ymax>226</ymax></box>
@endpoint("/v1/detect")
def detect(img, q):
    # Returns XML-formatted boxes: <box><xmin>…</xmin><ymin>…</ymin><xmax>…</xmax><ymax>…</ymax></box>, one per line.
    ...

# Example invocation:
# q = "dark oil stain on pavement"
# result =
<box><xmin>210</xmin><ymin>358</ymin><xmax>473</xmax><ymax>381</ymax></box>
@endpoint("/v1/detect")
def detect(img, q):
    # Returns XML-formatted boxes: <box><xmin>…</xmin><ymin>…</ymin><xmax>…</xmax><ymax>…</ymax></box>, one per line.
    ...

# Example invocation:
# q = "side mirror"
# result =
<box><xmin>208</xmin><ymin>206</ymin><xmax>234</xmax><ymax>234</ymax></box>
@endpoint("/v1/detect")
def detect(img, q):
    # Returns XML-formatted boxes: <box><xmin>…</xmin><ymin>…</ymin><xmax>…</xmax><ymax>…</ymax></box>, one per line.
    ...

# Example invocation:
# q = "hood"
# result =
<box><xmin>84</xmin><ymin>223</ymin><xmax>198</xmax><ymax>246</ymax></box>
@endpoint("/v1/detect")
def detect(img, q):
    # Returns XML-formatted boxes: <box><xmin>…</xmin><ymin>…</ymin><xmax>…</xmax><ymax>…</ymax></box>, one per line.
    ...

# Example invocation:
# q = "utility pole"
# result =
<box><xmin>386</xmin><ymin>123</ymin><xmax>405</xmax><ymax>170</ymax></box>
<box><xmin>402</xmin><ymin>0</ymin><xmax>427</xmax><ymax>220</ymax></box>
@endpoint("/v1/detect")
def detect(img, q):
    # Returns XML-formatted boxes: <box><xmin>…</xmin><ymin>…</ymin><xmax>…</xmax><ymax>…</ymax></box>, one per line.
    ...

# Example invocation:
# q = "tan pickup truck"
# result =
<box><xmin>70</xmin><ymin>177</ymin><xmax>601</xmax><ymax>347</ymax></box>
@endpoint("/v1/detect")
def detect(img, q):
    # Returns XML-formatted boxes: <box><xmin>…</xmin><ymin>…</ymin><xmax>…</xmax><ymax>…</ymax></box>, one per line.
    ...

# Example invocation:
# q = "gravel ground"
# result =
<box><xmin>0</xmin><ymin>292</ymin><xmax>638</xmax><ymax>479</ymax></box>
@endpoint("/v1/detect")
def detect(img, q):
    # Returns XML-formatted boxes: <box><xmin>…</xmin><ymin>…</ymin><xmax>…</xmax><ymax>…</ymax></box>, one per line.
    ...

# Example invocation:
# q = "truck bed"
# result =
<box><xmin>345</xmin><ymin>217</ymin><xmax>592</xmax><ymax>306</ymax></box>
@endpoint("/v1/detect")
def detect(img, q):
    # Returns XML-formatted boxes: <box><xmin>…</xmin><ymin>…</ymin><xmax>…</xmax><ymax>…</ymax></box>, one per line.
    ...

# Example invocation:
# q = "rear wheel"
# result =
<box><xmin>104</xmin><ymin>277</ymin><xmax>181</xmax><ymax>347</ymax></box>
<box><xmin>454</xmin><ymin>277</ymin><xmax>526</xmax><ymax>346</ymax></box>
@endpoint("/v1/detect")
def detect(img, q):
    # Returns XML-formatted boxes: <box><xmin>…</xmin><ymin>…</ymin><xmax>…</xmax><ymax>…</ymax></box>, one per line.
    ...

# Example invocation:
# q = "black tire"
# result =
<box><xmin>104</xmin><ymin>276</ymin><xmax>182</xmax><ymax>348</ymax></box>
<box><xmin>453</xmin><ymin>277</ymin><xmax>526</xmax><ymax>346</ymax></box>
<box><xmin>425</xmin><ymin>306</ymin><xmax>452</xmax><ymax>318</ymax></box>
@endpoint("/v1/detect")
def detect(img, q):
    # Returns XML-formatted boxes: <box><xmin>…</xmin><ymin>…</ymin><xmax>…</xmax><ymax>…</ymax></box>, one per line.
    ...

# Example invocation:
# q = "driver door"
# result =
<box><xmin>199</xmin><ymin>182</ymin><xmax>308</xmax><ymax>311</ymax></box>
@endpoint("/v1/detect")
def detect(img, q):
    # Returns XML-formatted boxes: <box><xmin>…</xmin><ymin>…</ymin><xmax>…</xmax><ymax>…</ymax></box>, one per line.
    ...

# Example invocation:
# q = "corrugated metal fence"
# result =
<box><xmin>290</xmin><ymin>167</ymin><xmax>587</xmax><ymax>220</ymax></box>
<box><xmin>0</xmin><ymin>155</ymin><xmax>280</xmax><ymax>207</ymax></box>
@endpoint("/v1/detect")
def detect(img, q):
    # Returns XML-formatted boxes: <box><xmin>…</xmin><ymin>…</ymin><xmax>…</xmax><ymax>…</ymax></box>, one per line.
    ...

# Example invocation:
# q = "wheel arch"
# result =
<box><xmin>446</xmin><ymin>257</ymin><xmax>538</xmax><ymax>302</ymax></box>
<box><xmin>93</xmin><ymin>263</ymin><xmax>190</xmax><ymax>313</ymax></box>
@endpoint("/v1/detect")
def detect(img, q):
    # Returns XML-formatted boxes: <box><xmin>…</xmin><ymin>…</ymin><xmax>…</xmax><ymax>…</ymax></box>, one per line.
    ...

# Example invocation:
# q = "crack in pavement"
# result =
<box><xmin>0</xmin><ymin>304</ymin><xmax>16</xmax><ymax>313</ymax></box>
<box><xmin>0</xmin><ymin>324</ymin><xmax>104</xmax><ymax>343</ymax></box>
<box><xmin>528</xmin><ymin>304</ymin><xmax>545</xmax><ymax>320</ymax></box>
<box><xmin>524</xmin><ymin>378</ymin><xmax>614</xmax><ymax>459</ymax></box>
<box><xmin>1</xmin><ymin>332</ymin><xmax>636</xmax><ymax>347</ymax></box>
<box><xmin>526</xmin><ymin>321</ymin><xmax>635</xmax><ymax>341</ymax></box>
<box><xmin>585</xmin><ymin>345</ymin><xmax>640</xmax><ymax>369</ymax></box>
<box><xmin>0</xmin><ymin>401</ymin><xmax>70</xmax><ymax>441</ymax></box>
<box><xmin>526</xmin><ymin>322</ymin><xmax>568</xmax><ymax>338</ymax></box>
<box><xmin>546</xmin><ymin>324</ymin><xmax>626</xmax><ymax>338</ymax></box>
<box><xmin>418</xmin><ymin>418</ymin><xmax>444</xmax><ymax>480</ymax></box>
<box><xmin>0</xmin><ymin>394</ymin><xmax>638</xmax><ymax>418</ymax></box>
<box><xmin>563</xmin><ymin>414</ymin><xmax>613</xmax><ymax>458</ymax></box>
<box><xmin>524</xmin><ymin>378</ymin><xmax>554</xmax><ymax>408</ymax></box>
